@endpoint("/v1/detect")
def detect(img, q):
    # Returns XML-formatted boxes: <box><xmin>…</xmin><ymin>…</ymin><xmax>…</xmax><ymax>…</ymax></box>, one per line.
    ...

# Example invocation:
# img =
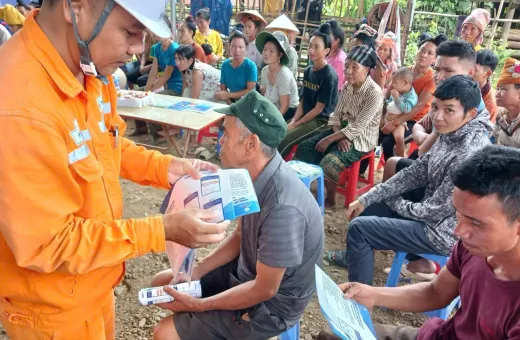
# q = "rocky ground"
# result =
<box><xmin>0</xmin><ymin>132</ymin><xmax>427</xmax><ymax>340</ymax></box>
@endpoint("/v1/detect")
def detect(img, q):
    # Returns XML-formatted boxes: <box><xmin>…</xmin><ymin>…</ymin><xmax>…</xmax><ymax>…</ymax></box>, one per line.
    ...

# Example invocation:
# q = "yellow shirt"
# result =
<box><xmin>194</xmin><ymin>29</ymin><xmax>224</xmax><ymax>57</ymax></box>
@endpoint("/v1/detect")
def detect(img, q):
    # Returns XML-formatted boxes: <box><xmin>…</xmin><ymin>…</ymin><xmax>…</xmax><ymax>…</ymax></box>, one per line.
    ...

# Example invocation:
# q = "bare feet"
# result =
<box><xmin>406</xmin><ymin>258</ymin><xmax>437</xmax><ymax>274</ymax></box>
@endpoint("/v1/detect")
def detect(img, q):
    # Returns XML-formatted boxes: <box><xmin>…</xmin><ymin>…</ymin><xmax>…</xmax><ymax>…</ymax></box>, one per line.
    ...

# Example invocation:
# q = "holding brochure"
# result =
<box><xmin>315</xmin><ymin>265</ymin><xmax>377</xmax><ymax>340</ymax></box>
<box><xmin>158</xmin><ymin>169</ymin><xmax>260</xmax><ymax>284</ymax></box>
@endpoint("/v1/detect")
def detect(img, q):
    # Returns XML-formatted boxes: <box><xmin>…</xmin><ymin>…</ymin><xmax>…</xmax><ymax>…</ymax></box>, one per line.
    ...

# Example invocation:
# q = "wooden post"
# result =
<box><xmin>501</xmin><ymin>5</ymin><xmax>516</xmax><ymax>41</ymax></box>
<box><xmin>358</xmin><ymin>0</ymin><xmax>365</xmax><ymax>19</ymax></box>
<box><xmin>300</xmin><ymin>0</ymin><xmax>312</xmax><ymax>53</ymax></box>
<box><xmin>291</xmin><ymin>0</ymin><xmax>298</xmax><ymax>18</ymax></box>
<box><xmin>487</xmin><ymin>0</ymin><xmax>506</xmax><ymax>48</ymax></box>
<box><xmin>401</xmin><ymin>0</ymin><xmax>414</xmax><ymax>61</ymax></box>
<box><xmin>179</xmin><ymin>0</ymin><xmax>186</xmax><ymax>23</ymax></box>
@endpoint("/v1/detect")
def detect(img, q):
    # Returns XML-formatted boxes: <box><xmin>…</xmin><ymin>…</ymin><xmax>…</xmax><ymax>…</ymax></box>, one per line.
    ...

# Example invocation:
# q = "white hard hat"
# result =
<box><xmin>114</xmin><ymin>0</ymin><xmax>171</xmax><ymax>39</ymax></box>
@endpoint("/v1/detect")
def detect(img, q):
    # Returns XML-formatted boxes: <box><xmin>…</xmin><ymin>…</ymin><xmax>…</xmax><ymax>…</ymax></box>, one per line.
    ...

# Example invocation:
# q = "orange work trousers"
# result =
<box><xmin>0</xmin><ymin>293</ymin><xmax>115</xmax><ymax>340</ymax></box>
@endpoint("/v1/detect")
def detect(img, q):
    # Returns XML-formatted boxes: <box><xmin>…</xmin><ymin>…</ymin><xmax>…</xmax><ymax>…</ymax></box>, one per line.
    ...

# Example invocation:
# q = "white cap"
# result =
<box><xmin>114</xmin><ymin>0</ymin><xmax>171</xmax><ymax>39</ymax></box>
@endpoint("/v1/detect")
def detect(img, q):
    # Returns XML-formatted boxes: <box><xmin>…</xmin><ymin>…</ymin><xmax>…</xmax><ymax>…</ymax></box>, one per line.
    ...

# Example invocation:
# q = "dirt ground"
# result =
<box><xmin>0</xmin><ymin>131</ymin><xmax>427</xmax><ymax>340</ymax></box>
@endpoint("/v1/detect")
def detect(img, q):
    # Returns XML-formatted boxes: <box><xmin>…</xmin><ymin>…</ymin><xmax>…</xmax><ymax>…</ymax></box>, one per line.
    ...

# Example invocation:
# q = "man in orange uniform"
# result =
<box><xmin>0</xmin><ymin>1</ymin><xmax>230</xmax><ymax>339</ymax></box>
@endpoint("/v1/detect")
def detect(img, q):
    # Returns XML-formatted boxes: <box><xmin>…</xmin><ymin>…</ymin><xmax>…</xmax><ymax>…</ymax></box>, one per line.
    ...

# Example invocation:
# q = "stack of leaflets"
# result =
<box><xmin>289</xmin><ymin>160</ymin><xmax>323</xmax><ymax>177</ymax></box>
<box><xmin>315</xmin><ymin>265</ymin><xmax>377</xmax><ymax>340</ymax></box>
<box><xmin>164</xmin><ymin>169</ymin><xmax>260</xmax><ymax>283</ymax></box>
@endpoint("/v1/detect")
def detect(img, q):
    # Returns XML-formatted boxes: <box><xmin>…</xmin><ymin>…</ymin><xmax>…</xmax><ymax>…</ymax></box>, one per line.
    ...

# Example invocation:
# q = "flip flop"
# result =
<box><xmin>383</xmin><ymin>266</ymin><xmax>436</xmax><ymax>281</ymax></box>
<box><xmin>326</xmin><ymin>250</ymin><xmax>348</xmax><ymax>268</ymax></box>
<box><xmin>193</xmin><ymin>147</ymin><xmax>206</xmax><ymax>157</ymax></box>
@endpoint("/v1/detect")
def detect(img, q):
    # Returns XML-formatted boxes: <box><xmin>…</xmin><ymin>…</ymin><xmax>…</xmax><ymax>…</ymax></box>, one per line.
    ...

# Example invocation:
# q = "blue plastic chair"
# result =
<box><xmin>216</xmin><ymin>127</ymin><xmax>223</xmax><ymax>156</ymax></box>
<box><xmin>385</xmin><ymin>252</ymin><xmax>461</xmax><ymax>320</ymax></box>
<box><xmin>280</xmin><ymin>320</ymin><xmax>300</xmax><ymax>340</ymax></box>
<box><xmin>287</xmin><ymin>161</ymin><xmax>325</xmax><ymax>216</ymax></box>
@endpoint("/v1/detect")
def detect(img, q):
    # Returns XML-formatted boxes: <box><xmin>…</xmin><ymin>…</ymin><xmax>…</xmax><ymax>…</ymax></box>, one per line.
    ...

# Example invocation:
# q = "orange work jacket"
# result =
<box><xmin>0</xmin><ymin>11</ymin><xmax>171</xmax><ymax>329</ymax></box>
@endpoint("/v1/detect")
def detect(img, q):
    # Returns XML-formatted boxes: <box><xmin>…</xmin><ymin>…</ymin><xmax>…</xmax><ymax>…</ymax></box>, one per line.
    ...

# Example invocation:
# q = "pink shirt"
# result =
<box><xmin>326</xmin><ymin>49</ymin><xmax>347</xmax><ymax>91</ymax></box>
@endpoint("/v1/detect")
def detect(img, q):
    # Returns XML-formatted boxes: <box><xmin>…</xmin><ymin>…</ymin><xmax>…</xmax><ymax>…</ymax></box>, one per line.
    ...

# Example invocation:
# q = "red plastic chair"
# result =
<box><xmin>377</xmin><ymin>141</ymin><xmax>419</xmax><ymax>170</ymax></box>
<box><xmin>284</xmin><ymin>145</ymin><xmax>299</xmax><ymax>161</ymax></box>
<box><xmin>197</xmin><ymin>124</ymin><xmax>219</xmax><ymax>144</ymax></box>
<box><xmin>337</xmin><ymin>151</ymin><xmax>376</xmax><ymax>207</ymax></box>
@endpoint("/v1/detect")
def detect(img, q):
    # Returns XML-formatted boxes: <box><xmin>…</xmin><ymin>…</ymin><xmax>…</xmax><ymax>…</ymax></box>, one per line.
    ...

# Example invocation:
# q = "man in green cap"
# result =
<box><xmin>150</xmin><ymin>91</ymin><xmax>325</xmax><ymax>340</ymax></box>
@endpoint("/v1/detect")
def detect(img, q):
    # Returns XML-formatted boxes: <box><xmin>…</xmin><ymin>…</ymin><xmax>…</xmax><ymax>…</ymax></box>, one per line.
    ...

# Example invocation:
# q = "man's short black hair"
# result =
<box><xmin>434</xmin><ymin>75</ymin><xmax>481</xmax><ymax>114</ymax></box>
<box><xmin>436</xmin><ymin>40</ymin><xmax>477</xmax><ymax>65</ymax></box>
<box><xmin>452</xmin><ymin>145</ymin><xmax>520</xmax><ymax>223</ymax></box>
<box><xmin>476</xmin><ymin>49</ymin><xmax>499</xmax><ymax>72</ymax></box>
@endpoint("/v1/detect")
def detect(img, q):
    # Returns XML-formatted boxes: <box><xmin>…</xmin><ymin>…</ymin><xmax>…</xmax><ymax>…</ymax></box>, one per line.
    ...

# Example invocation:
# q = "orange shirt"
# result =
<box><xmin>0</xmin><ymin>11</ymin><xmax>171</xmax><ymax>326</ymax></box>
<box><xmin>193</xmin><ymin>42</ymin><xmax>208</xmax><ymax>64</ymax></box>
<box><xmin>483</xmin><ymin>87</ymin><xmax>498</xmax><ymax>123</ymax></box>
<box><xmin>410</xmin><ymin>67</ymin><xmax>436</xmax><ymax>121</ymax></box>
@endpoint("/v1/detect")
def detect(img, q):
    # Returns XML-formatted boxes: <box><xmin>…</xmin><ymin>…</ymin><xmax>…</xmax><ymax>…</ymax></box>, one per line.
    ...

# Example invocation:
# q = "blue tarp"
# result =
<box><xmin>0</xmin><ymin>0</ymin><xmax>18</xmax><ymax>5</ymax></box>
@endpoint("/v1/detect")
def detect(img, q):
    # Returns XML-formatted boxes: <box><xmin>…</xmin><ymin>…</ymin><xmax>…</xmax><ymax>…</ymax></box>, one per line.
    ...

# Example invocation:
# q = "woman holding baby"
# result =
<box><xmin>295</xmin><ymin>45</ymin><xmax>384</xmax><ymax>207</ymax></box>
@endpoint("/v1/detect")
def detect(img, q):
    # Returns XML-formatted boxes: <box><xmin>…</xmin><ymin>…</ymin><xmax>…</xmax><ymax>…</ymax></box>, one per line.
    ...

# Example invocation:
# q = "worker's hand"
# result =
<box><xmin>163</xmin><ymin>209</ymin><xmax>230</xmax><ymax>248</ymax></box>
<box><xmin>338</xmin><ymin>282</ymin><xmax>377</xmax><ymax>310</ymax></box>
<box><xmin>157</xmin><ymin>285</ymin><xmax>206</xmax><ymax>312</ymax></box>
<box><xmin>167</xmin><ymin>158</ymin><xmax>219</xmax><ymax>185</ymax></box>
<box><xmin>346</xmin><ymin>200</ymin><xmax>365</xmax><ymax>220</ymax></box>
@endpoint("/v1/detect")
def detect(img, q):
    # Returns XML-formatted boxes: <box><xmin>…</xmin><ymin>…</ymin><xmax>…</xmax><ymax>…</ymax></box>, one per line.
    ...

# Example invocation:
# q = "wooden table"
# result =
<box><xmin>118</xmin><ymin>95</ymin><xmax>227</xmax><ymax>158</ymax></box>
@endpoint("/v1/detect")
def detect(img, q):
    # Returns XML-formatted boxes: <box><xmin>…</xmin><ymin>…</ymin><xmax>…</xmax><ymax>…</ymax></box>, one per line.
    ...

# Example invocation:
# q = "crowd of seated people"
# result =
<box><xmin>97</xmin><ymin>7</ymin><xmax>520</xmax><ymax>338</ymax></box>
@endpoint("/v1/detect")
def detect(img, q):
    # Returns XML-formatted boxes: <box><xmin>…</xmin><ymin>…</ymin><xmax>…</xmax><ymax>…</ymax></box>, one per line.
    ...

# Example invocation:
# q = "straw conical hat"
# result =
<box><xmin>265</xmin><ymin>14</ymin><xmax>300</xmax><ymax>34</ymax></box>
<box><xmin>235</xmin><ymin>10</ymin><xmax>267</xmax><ymax>29</ymax></box>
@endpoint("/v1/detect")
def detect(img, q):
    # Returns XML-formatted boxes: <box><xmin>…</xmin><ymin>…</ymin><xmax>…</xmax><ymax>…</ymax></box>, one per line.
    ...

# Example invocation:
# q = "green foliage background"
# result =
<box><xmin>322</xmin><ymin>0</ymin><xmax>512</xmax><ymax>84</ymax></box>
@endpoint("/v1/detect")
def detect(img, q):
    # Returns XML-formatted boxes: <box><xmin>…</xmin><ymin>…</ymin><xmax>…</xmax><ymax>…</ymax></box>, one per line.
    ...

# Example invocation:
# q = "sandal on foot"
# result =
<box><xmin>383</xmin><ymin>266</ymin><xmax>435</xmax><ymax>281</ymax></box>
<box><xmin>326</xmin><ymin>250</ymin><xmax>348</xmax><ymax>268</ymax></box>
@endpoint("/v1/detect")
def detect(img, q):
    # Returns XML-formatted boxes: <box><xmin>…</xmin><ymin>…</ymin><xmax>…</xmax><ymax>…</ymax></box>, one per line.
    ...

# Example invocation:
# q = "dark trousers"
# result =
<box><xmin>380</xmin><ymin>120</ymin><xmax>416</xmax><ymax>161</ymax></box>
<box><xmin>346</xmin><ymin>202</ymin><xmax>442</xmax><ymax>285</ymax></box>
<box><xmin>360</xmin><ymin>121</ymin><xmax>416</xmax><ymax>174</ymax></box>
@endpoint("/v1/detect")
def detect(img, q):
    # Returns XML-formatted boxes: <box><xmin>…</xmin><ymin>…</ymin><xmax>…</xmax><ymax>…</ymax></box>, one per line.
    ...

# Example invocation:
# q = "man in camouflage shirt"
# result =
<box><xmin>330</xmin><ymin>75</ymin><xmax>492</xmax><ymax>285</ymax></box>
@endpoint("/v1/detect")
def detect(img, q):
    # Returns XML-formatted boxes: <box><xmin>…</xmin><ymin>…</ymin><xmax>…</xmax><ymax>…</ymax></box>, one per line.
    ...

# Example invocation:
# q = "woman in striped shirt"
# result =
<box><xmin>296</xmin><ymin>45</ymin><xmax>384</xmax><ymax>207</ymax></box>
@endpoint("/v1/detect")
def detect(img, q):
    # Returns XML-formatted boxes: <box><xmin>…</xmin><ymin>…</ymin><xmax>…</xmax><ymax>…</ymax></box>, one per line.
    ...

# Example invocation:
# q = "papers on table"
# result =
<box><xmin>152</xmin><ymin>100</ymin><xmax>214</xmax><ymax>113</ymax></box>
<box><xmin>315</xmin><ymin>265</ymin><xmax>377</xmax><ymax>340</ymax></box>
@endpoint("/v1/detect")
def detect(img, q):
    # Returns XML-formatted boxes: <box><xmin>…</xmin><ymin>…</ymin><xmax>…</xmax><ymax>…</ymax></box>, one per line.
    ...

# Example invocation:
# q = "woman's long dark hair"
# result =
<box><xmin>175</xmin><ymin>45</ymin><xmax>197</xmax><ymax>72</ymax></box>
<box><xmin>312</xmin><ymin>23</ymin><xmax>332</xmax><ymax>49</ymax></box>
<box><xmin>185</xmin><ymin>16</ymin><xmax>197</xmax><ymax>38</ymax></box>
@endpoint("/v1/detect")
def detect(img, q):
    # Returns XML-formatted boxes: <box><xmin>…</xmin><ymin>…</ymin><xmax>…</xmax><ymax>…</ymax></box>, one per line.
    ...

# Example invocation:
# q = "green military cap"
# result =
<box><xmin>214</xmin><ymin>91</ymin><xmax>287</xmax><ymax>148</ymax></box>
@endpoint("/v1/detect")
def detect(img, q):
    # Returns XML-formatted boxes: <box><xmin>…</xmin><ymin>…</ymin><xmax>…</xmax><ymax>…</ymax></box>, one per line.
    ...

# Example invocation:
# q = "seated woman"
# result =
<box><xmin>350</xmin><ymin>24</ymin><xmax>386</xmax><ymax>89</ymax></box>
<box><xmin>174</xmin><ymin>45</ymin><xmax>221</xmax><ymax>102</ymax></box>
<box><xmin>214</xmin><ymin>31</ymin><xmax>257</xmax><ymax>104</ymax></box>
<box><xmin>494</xmin><ymin>57</ymin><xmax>520</xmax><ymax>149</ymax></box>
<box><xmin>277</xmin><ymin>23</ymin><xmax>338</xmax><ymax>158</ymax></box>
<box><xmin>144</xmin><ymin>36</ymin><xmax>183</xmax><ymax>95</ymax></box>
<box><xmin>194</xmin><ymin>8</ymin><xmax>223</xmax><ymax>65</ymax></box>
<box><xmin>461</xmin><ymin>8</ymin><xmax>490</xmax><ymax>51</ymax></box>
<box><xmin>264</xmin><ymin>14</ymin><xmax>300</xmax><ymax>75</ymax></box>
<box><xmin>378</xmin><ymin>33</ymin><xmax>446</xmax><ymax>163</ymax></box>
<box><xmin>325</xmin><ymin>20</ymin><xmax>347</xmax><ymax>91</ymax></box>
<box><xmin>257</xmin><ymin>31</ymin><xmax>299</xmax><ymax>121</ymax></box>
<box><xmin>375</xmin><ymin>32</ymin><xmax>399</xmax><ymax>90</ymax></box>
<box><xmin>134</xmin><ymin>35</ymin><xmax>183</xmax><ymax>140</ymax></box>
<box><xmin>178</xmin><ymin>16</ymin><xmax>207</xmax><ymax>63</ymax></box>
<box><xmin>236</xmin><ymin>9</ymin><xmax>267</xmax><ymax>70</ymax></box>
<box><xmin>296</xmin><ymin>45</ymin><xmax>383</xmax><ymax>207</ymax></box>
